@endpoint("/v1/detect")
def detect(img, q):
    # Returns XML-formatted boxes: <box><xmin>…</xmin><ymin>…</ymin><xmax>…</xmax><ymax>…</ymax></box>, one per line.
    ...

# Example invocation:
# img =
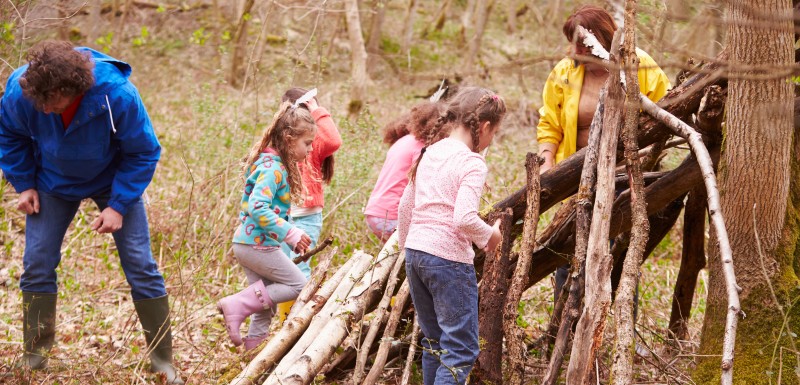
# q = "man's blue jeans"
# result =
<box><xmin>405</xmin><ymin>248</ymin><xmax>479</xmax><ymax>385</ymax></box>
<box><xmin>20</xmin><ymin>192</ymin><xmax>166</xmax><ymax>300</ymax></box>
<box><xmin>280</xmin><ymin>212</ymin><xmax>323</xmax><ymax>279</ymax></box>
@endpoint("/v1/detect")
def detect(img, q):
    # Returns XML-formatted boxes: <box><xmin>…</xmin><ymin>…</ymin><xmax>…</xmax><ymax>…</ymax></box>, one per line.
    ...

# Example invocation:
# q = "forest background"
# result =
<box><xmin>0</xmin><ymin>0</ymin><xmax>732</xmax><ymax>383</ymax></box>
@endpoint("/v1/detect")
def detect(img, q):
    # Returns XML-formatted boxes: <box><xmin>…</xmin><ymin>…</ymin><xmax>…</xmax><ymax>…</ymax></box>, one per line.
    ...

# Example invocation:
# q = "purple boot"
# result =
<box><xmin>217</xmin><ymin>280</ymin><xmax>273</xmax><ymax>346</ymax></box>
<box><xmin>243</xmin><ymin>334</ymin><xmax>267</xmax><ymax>351</ymax></box>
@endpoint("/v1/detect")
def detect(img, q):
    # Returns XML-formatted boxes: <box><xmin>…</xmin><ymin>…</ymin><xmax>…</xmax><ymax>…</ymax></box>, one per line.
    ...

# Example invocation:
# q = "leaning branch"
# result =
<box><xmin>639</xmin><ymin>95</ymin><xmax>741</xmax><ymax>383</ymax></box>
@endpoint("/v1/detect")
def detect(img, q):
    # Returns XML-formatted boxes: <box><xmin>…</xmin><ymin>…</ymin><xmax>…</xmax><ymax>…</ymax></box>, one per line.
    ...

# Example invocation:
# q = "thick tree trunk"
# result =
<box><xmin>463</xmin><ymin>0</ymin><xmax>491</xmax><ymax>70</ymax></box>
<box><xmin>227</xmin><ymin>0</ymin><xmax>255</xmax><ymax>88</ymax></box>
<box><xmin>695</xmin><ymin>1</ymin><xmax>798</xmax><ymax>384</ymax></box>
<box><xmin>401</xmin><ymin>0</ymin><xmax>418</xmax><ymax>53</ymax></box>
<box><xmin>344</xmin><ymin>0</ymin><xmax>369</xmax><ymax>116</ymax></box>
<box><xmin>365</xmin><ymin>0</ymin><xmax>385</xmax><ymax>74</ymax></box>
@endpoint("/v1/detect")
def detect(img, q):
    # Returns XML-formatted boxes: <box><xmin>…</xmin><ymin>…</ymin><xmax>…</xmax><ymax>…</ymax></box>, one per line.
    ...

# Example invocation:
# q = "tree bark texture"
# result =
<box><xmin>473</xmin><ymin>208</ymin><xmax>514</xmax><ymax>385</ymax></box>
<box><xmin>610</xmin><ymin>5</ymin><xmax>648</xmax><ymax>383</ymax></box>
<box><xmin>504</xmin><ymin>154</ymin><xmax>542</xmax><ymax>385</ymax></box>
<box><xmin>696</xmin><ymin>0</ymin><xmax>798</xmax><ymax>384</ymax></box>
<box><xmin>566</xmin><ymin>54</ymin><xmax>625</xmax><ymax>384</ymax></box>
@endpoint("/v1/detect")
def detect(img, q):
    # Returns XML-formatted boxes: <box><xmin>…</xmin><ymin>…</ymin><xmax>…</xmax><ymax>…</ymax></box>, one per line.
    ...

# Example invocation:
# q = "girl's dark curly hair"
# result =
<box><xmin>19</xmin><ymin>40</ymin><xmax>95</xmax><ymax>111</ymax></box>
<box><xmin>382</xmin><ymin>101</ymin><xmax>447</xmax><ymax>146</ymax></box>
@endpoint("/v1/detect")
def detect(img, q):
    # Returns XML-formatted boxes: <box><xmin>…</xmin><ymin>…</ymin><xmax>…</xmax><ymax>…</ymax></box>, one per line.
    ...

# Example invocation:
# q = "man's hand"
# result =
<box><xmin>92</xmin><ymin>207</ymin><xmax>124</xmax><ymax>233</ymax></box>
<box><xmin>17</xmin><ymin>189</ymin><xmax>40</xmax><ymax>215</ymax></box>
<box><xmin>294</xmin><ymin>233</ymin><xmax>312</xmax><ymax>255</ymax></box>
<box><xmin>484</xmin><ymin>219</ymin><xmax>503</xmax><ymax>252</ymax></box>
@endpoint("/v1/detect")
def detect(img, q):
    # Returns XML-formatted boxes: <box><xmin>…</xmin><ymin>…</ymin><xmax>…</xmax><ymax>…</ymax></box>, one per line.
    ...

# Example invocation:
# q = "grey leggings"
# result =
<box><xmin>232</xmin><ymin>243</ymin><xmax>307</xmax><ymax>337</ymax></box>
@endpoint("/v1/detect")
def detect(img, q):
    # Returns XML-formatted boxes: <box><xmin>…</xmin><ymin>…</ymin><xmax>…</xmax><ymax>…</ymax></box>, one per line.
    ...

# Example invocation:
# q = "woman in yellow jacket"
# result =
<box><xmin>537</xmin><ymin>5</ymin><xmax>671</xmax><ymax>173</ymax></box>
<box><xmin>539</xmin><ymin>5</ymin><xmax>671</xmax><ymax>317</ymax></box>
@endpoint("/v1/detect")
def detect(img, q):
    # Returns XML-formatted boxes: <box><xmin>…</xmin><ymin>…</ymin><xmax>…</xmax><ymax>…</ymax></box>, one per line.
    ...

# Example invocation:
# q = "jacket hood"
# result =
<box><xmin>75</xmin><ymin>47</ymin><xmax>131</xmax><ymax>93</ymax></box>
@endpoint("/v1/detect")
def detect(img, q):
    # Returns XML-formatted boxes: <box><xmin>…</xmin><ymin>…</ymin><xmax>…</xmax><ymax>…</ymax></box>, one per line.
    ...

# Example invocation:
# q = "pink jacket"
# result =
<box><xmin>397</xmin><ymin>138</ymin><xmax>493</xmax><ymax>264</ymax></box>
<box><xmin>297</xmin><ymin>107</ymin><xmax>342</xmax><ymax>209</ymax></box>
<box><xmin>365</xmin><ymin>134</ymin><xmax>425</xmax><ymax>220</ymax></box>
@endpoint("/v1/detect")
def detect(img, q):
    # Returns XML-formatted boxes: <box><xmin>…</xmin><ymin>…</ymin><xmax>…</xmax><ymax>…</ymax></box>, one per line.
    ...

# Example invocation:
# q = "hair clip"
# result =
<box><xmin>292</xmin><ymin>88</ymin><xmax>318</xmax><ymax>109</ymax></box>
<box><xmin>491</xmin><ymin>95</ymin><xmax>499</xmax><ymax>101</ymax></box>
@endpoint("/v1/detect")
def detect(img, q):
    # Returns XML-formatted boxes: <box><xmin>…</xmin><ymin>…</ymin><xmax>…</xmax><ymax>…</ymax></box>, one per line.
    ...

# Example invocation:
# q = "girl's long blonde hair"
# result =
<box><xmin>244</xmin><ymin>102</ymin><xmax>316</xmax><ymax>202</ymax></box>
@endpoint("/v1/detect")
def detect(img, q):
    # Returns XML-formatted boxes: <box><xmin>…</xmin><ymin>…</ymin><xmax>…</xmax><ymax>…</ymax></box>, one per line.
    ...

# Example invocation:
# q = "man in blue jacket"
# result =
<box><xmin>0</xmin><ymin>40</ymin><xmax>182</xmax><ymax>384</ymax></box>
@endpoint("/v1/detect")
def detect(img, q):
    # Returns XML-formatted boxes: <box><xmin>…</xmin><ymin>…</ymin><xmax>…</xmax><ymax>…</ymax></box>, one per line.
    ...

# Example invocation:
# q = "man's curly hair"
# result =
<box><xmin>19</xmin><ymin>40</ymin><xmax>94</xmax><ymax>110</ymax></box>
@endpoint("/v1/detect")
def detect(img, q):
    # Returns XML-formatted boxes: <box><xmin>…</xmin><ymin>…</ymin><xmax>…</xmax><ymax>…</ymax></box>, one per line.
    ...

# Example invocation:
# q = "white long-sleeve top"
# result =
<box><xmin>397</xmin><ymin>138</ymin><xmax>494</xmax><ymax>264</ymax></box>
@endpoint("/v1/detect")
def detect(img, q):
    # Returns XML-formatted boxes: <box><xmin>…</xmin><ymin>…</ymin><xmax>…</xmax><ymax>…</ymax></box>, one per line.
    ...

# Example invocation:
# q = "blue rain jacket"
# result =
<box><xmin>0</xmin><ymin>48</ymin><xmax>160</xmax><ymax>216</ymax></box>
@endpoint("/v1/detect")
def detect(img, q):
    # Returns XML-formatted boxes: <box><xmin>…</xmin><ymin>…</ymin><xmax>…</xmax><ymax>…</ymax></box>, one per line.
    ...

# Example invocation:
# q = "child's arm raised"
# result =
<box><xmin>308</xmin><ymin>101</ymin><xmax>342</xmax><ymax>160</ymax></box>
<box><xmin>452</xmin><ymin>156</ymin><xmax>494</xmax><ymax>249</ymax></box>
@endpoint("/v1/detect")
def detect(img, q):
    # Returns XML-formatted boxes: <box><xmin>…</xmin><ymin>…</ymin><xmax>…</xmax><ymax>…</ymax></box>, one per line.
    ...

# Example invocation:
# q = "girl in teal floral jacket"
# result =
<box><xmin>217</xmin><ymin>98</ymin><xmax>317</xmax><ymax>350</ymax></box>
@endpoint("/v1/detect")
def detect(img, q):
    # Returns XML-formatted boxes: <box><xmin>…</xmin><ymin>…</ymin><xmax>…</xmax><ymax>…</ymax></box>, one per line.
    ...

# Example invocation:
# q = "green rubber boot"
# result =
<box><xmin>133</xmin><ymin>295</ymin><xmax>185</xmax><ymax>385</ymax></box>
<box><xmin>21</xmin><ymin>292</ymin><xmax>57</xmax><ymax>369</ymax></box>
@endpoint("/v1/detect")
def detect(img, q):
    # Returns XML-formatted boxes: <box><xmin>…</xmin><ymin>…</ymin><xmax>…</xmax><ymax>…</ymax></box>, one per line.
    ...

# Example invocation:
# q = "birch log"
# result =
<box><xmin>265</xmin><ymin>239</ymin><xmax>402</xmax><ymax>385</ymax></box>
<box><xmin>260</xmin><ymin>250</ymin><xmax>377</xmax><ymax>384</ymax></box>
<box><xmin>640</xmin><ymin>95</ymin><xmax>741</xmax><ymax>379</ymax></box>
<box><xmin>352</xmin><ymin>250</ymin><xmax>407</xmax><ymax>384</ymax></box>
<box><xmin>287</xmin><ymin>246</ymin><xmax>338</xmax><ymax>320</ymax></box>
<box><xmin>230</xmin><ymin>251</ymin><xmax>370</xmax><ymax>385</ymax></box>
<box><xmin>361</xmin><ymin>279</ymin><xmax>412</xmax><ymax>385</ymax></box>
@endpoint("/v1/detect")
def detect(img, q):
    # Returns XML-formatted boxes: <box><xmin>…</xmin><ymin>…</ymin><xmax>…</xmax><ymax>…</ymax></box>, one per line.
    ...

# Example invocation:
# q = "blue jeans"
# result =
<box><xmin>20</xmin><ymin>192</ymin><xmax>166</xmax><ymax>300</ymax></box>
<box><xmin>280</xmin><ymin>212</ymin><xmax>322</xmax><ymax>278</ymax></box>
<box><xmin>405</xmin><ymin>248</ymin><xmax>479</xmax><ymax>385</ymax></box>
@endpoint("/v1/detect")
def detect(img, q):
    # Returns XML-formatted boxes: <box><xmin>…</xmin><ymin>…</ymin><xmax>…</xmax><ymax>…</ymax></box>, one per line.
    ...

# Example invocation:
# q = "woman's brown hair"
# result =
<box><xmin>562</xmin><ymin>5</ymin><xmax>617</xmax><ymax>52</ymax></box>
<box><xmin>282</xmin><ymin>87</ymin><xmax>335</xmax><ymax>185</ymax></box>
<box><xmin>409</xmin><ymin>87</ymin><xmax>506</xmax><ymax>183</ymax></box>
<box><xmin>245</xmin><ymin>102</ymin><xmax>316</xmax><ymax>202</ymax></box>
<box><xmin>19</xmin><ymin>40</ymin><xmax>95</xmax><ymax>111</ymax></box>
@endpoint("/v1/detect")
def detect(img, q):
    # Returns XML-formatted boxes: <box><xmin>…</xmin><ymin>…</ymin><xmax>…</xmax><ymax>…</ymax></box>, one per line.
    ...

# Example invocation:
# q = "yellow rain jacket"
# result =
<box><xmin>537</xmin><ymin>48</ymin><xmax>671</xmax><ymax>164</ymax></box>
